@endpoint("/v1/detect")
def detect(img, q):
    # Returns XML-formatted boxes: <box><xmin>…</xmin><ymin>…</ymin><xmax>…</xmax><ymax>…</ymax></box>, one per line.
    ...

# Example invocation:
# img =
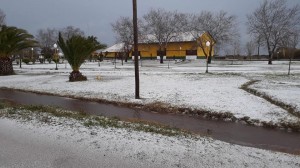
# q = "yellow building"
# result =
<box><xmin>102</xmin><ymin>32</ymin><xmax>215</xmax><ymax>60</ymax></box>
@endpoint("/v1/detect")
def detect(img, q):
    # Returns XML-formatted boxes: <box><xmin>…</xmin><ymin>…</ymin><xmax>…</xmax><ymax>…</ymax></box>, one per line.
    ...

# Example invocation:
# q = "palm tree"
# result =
<box><xmin>0</xmin><ymin>25</ymin><xmax>37</xmax><ymax>75</ymax></box>
<box><xmin>57</xmin><ymin>33</ymin><xmax>105</xmax><ymax>82</ymax></box>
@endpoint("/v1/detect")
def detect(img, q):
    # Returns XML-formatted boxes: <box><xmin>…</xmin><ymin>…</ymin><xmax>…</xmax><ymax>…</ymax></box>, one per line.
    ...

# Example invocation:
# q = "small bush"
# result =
<box><xmin>0</xmin><ymin>102</ymin><xmax>4</xmax><ymax>109</ymax></box>
<box><xmin>47</xmin><ymin>58</ymin><xmax>52</xmax><ymax>63</ymax></box>
<box><xmin>22</xmin><ymin>58</ymin><xmax>30</xmax><ymax>64</ymax></box>
<box><xmin>53</xmin><ymin>58</ymin><xmax>59</xmax><ymax>64</ymax></box>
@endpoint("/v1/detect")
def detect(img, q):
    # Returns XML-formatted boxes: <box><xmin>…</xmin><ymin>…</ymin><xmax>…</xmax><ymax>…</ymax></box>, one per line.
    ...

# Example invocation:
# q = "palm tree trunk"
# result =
<box><xmin>0</xmin><ymin>57</ymin><xmax>14</xmax><ymax>75</ymax></box>
<box><xmin>69</xmin><ymin>70</ymin><xmax>87</xmax><ymax>82</ymax></box>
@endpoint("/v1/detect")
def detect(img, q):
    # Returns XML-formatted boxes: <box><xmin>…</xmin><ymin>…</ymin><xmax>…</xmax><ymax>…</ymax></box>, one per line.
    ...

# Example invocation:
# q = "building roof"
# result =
<box><xmin>102</xmin><ymin>31</ymin><xmax>210</xmax><ymax>52</ymax></box>
<box><xmin>139</xmin><ymin>31</ymin><xmax>205</xmax><ymax>43</ymax></box>
<box><xmin>102</xmin><ymin>43</ymin><xmax>125</xmax><ymax>52</ymax></box>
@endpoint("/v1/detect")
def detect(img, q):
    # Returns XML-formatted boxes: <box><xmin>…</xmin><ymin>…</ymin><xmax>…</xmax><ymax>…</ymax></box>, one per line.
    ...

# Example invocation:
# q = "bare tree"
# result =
<box><xmin>247</xmin><ymin>0</ymin><xmax>300</xmax><ymax>64</ymax></box>
<box><xmin>36</xmin><ymin>28</ymin><xmax>58</xmax><ymax>63</ymax></box>
<box><xmin>36</xmin><ymin>26</ymin><xmax>84</xmax><ymax>63</ymax></box>
<box><xmin>255</xmin><ymin>34</ymin><xmax>264</xmax><ymax>58</ymax></box>
<box><xmin>111</xmin><ymin>17</ymin><xmax>138</xmax><ymax>62</ymax></box>
<box><xmin>246</xmin><ymin>39</ymin><xmax>256</xmax><ymax>60</ymax></box>
<box><xmin>0</xmin><ymin>9</ymin><xmax>5</xmax><ymax>25</ymax></box>
<box><xmin>232</xmin><ymin>39</ymin><xmax>241</xmax><ymax>59</ymax></box>
<box><xmin>280</xmin><ymin>31</ymin><xmax>299</xmax><ymax>50</ymax></box>
<box><xmin>37</xmin><ymin>26</ymin><xmax>84</xmax><ymax>47</ymax></box>
<box><xmin>188</xmin><ymin>11</ymin><xmax>238</xmax><ymax>72</ymax></box>
<box><xmin>60</xmin><ymin>26</ymin><xmax>85</xmax><ymax>40</ymax></box>
<box><xmin>280</xmin><ymin>31</ymin><xmax>299</xmax><ymax>75</ymax></box>
<box><xmin>36</xmin><ymin>28</ymin><xmax>58</xmax><ymax>48</ymax></box>
<box><xmin>143</xmin><ymin>9</ymin><xmax>187</xmax><ymax>63</ymax></box>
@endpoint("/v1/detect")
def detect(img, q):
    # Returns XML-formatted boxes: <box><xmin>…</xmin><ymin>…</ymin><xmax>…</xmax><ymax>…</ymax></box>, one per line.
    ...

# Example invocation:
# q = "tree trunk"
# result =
<box><xmin>208</xmin><ymin>45</ymin><xmax>212</xmax><ymax>64</ymax></box>
<box><xmin>288</xmin><ymin>57</ymin><xmax>291</xmax><ymax>75</ymax></box>
<box><xmin>268</xmin><ymin>59</ymin><xmax>272</xmax><ymax>65</ymax></box>
<box><xmin>0</xmin><ymin>57</ymin><xmax>14</xmax><ymax>75</ymax></box>
<box><xmin>267</xmin><ymin>46</ymin><xmax>273</xmax><ymax>64</ymax></box>
<box><xmin>125</xmin><ymin>52</ymin><xmax>128</xmax><ymax>62</ymax></box>
<box><xmin>159</xmin><ymin>48</ymin><xmax>164</xmax><ymax>64</ymax></box>
<box><xmin>208</xmin><ymin>56</ymin><xmax>212</xmax><ymax>64</ymax></box>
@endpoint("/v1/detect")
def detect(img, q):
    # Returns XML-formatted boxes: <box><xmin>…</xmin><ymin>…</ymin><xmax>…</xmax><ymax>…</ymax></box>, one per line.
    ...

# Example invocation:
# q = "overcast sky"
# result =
<box><xmin>1</xmin><ymin>0</ymin><xmax>299</xmax><ymax>48</ymax></box>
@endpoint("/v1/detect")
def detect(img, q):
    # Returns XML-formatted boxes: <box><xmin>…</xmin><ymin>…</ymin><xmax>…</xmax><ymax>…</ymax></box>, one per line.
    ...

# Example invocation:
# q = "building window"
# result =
<box><xmin>157</xmin><ymin>50</ymin><xmax>166</xmax><ymax>56</ymax></box>
<box><xmin>186</xmin><ymin>50</ymin><xmax>197</xmax><ymax>55</ymax></box>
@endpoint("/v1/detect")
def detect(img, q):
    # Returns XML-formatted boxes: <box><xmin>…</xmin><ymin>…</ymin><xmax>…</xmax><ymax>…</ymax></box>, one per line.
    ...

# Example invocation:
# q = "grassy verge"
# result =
<box><xmin>240</xmin><ymin>80</ymin><xmax>300</xmax><ymax>132</ymax></box>
<box><xmin>240</xmin><ymin>80</ymin><xmax>300</xmax><ymax>118</ymax></box>
<box><xmin>0</xmin><ymin>100</ymin><xmax>197</xmax><ymax>138</ymax></box>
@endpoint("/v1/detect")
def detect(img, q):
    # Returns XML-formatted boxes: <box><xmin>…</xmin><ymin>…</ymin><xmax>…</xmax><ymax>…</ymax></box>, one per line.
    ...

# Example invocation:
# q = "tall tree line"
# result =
<box><xmin>112</xmin><ymin>0</ymin><xmax>300</xmax><ymax>64</ymax></box>
<box><xmin>112</xmin><ymin>9</ymin><xmax>239</xmax><ymax>64</ymax></box>
<box><xmin>35</xmin><ymin>26</ymin><xmax>85</xmax><ymax>63</ymax></box>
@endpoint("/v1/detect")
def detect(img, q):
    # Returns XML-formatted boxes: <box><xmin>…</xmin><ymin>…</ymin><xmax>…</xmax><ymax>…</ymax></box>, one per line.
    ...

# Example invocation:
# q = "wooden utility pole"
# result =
<box><xmin>133</xmin><ymin>0</ymin><xmax>140</xmax><ymax>99</ymax></box>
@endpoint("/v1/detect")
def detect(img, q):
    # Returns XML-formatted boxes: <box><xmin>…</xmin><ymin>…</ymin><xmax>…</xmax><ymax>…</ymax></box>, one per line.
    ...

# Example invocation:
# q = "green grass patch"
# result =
<box><xmin>0</xmin><ymin>103</ymin><xmax>194</xmax><ymax>137</ymax></box>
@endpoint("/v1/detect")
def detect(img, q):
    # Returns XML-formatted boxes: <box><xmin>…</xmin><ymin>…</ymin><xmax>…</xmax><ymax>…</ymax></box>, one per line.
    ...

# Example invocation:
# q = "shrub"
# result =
<box><xmin>22</xmin><ymin>58</ymin><xmax>30</xmax><ymax>64</ymax></box>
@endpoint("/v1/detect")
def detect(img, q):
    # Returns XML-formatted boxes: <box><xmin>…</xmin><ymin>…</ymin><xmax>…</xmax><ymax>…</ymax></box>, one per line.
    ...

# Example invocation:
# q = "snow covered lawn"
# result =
<box><xmin>0</xmin><ymin>60</ymin><xmax>300</xmax><ymax>167</ymax></box>
<box><xmin>250</xmin><ymin>74</ymin><xmax>300</xmax><ymax>113</ymax></box>
<box><xmin>0</xmin><ymin>106</ymin><xmax>299</xmax><ymax>168</ymax></box>
<box><xmin>0</xmin><ymin>60</ymin><xmax>299</xmax><ymax>125</ymax></box>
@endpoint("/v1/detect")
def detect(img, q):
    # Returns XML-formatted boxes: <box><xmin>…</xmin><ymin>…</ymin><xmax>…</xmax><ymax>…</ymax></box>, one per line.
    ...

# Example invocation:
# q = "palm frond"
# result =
<box><xmin>0</xmin><ymin>25</ymin><xmax>38</xmax><ymax>58</ymax></box>
<box><xmin>57</xmin><ymin>33</ymin><xmax>105</xmax><ymax>71</ymax></box>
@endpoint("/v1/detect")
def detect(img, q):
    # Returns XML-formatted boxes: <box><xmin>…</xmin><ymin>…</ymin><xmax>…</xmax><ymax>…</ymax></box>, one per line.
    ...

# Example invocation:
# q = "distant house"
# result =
<box><xmin>101</xmin><ymin>31</ymin><xmax>215</xmax><ymax>60</ymax></box>
<box><xmin>275</xmin><ymin>47</ymin><xmax>299</xmax><ymax>59</ymax></box>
